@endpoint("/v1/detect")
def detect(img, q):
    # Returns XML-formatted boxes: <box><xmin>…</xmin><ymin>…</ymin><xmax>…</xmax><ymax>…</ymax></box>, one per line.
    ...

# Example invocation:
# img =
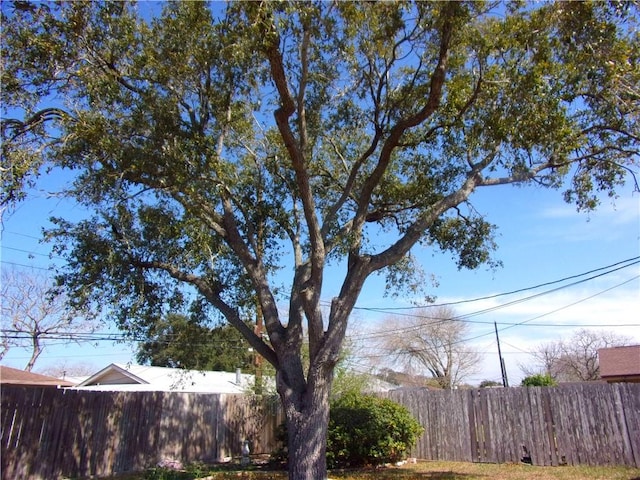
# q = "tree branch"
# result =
<box><xmin>350</xmin><ymin>1</ymin><xmax>458</xmax><ymax>264</ymax></box>
<box><xmin>264</xmin><ymin>21</ymin><xmax>325</xmax><ymax>327</ymax></box>
<box><xmin>1</xmin><ymin>108</ymin><xmax>70</xmax><ymax>141</ymax></box>
<box><xmin>129</xmin><ymin>256</ymin><xmax>279</xmax><ymax>367</ymax></box>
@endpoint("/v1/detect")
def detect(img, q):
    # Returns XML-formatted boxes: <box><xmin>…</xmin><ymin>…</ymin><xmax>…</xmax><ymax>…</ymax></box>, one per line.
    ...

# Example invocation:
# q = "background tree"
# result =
<box><xmin>0</xmin><ymin>268</ymin><xmax>97</xmax><ymax>371</ymax></box>
<box><xmin>520</xmin><ymin>329</ymin><xmax>632</xmax><ymax>382</ymax></box>
<box><xmin>479</xmin><ymin>380</ymin><xmax>502</xmax><ymax>388</ymax></box>
<box><xmin>376</xmin><ymin>367</ymin><xmax>445</xmax><ymax>389</ymax></box>
<box><xmin>376</xmin><ymin>307</ymin><xmax>481</xmax><ymax>389</ymax></box>
<box><xmin>136</xmin><ymin>313</ymin><xmax>255</xmax><ymax>372</ymax></box>
<box><xmin>521</xmin><ymin>373</ymin><xmax>557</xmax><ymax>387</ymax></box>
<box><xmin>39</xmin><ymin>361</ymin><xmax>96</xmax><ymax>379</ymax></box>
<box><xmin>519</xmin><ymin>340</ymin><xmax>565</xmax><ymax>380</ymax></box>
<box><xmin>2</xmin><ymin>2</ymin><xmax>638</xmax><ymax>478</ymax></box>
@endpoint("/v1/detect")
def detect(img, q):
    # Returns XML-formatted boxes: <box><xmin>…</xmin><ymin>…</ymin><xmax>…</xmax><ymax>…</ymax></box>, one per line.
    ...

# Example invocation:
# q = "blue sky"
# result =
<box><xmin>2</xmin><ymin>168</ymin><xmax>638</xmax><ymax>385</ymax></box>
<box><xmin>350</xmin><ymin>182</ymin><xmax>640</xmax><ymax>385</ymax></box>
<box><xmin>1</xmin><ymin>2</ymin><xmax>638</xmax><ymax>384</ymax></box>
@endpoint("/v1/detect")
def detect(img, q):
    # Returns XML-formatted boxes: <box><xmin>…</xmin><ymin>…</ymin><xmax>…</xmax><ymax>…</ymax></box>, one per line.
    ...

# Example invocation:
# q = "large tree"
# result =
<box><xmin>136</xmin><ymin>313</ymin><xmax>255</xmax><ymax>372</ymax></box>
<box><xmin>1</xmin><ymin>2</ymin><xmax>638</xmax><ymax>478</ymax></box>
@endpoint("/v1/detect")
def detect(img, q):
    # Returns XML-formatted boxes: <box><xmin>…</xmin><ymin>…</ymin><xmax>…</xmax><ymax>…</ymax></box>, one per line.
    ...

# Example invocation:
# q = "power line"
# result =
<box><xmin>350</xmin><ymin>275</ymin><xmax>640</xmax><ymax>365</ymax></box>
<box><xmin>2</xmin><ymin>256</ymin><xmax>638</xmax><ymax>349</ymax></box>
<box><xmin>349</xmin><ymin>260</ymin><xmax>639</xmax><ymax>340</ymax></box>
<box><xmin>458</xmin><ymin>262</ymin><xmax>638</xmax><ymax>320</ymax></box>
<box><xmin>353</xmin><ymin>256</ymin><xmax>639</xmax><ymax>314</ymax></box>
<box><xmin>0</xmin><ymin>260</ymin><xmax>54</xmax><ymax>271</ymax></box>
<box><xmin>349</xmin><ymin>273</ymin><xmax>639</xmax><ymax>343</ymax></box>
<box><xmin>0</xmin><ymin>330</ymin><xmax>256</xmax><ymax>350</ymax></box>
<box><xmin>1</xmin><ymin>245</ymin><xmax>66</xmax><ymax>261</ymax></box>
<box><xmin>451</xmin><ymin>275</ymin><xmax>640</xmax><ymax>347</ymax></box>
<box><xmin>497</xmin><ymin>275</ymin><xmax>640</xmax><ymax>334</ymax></box>
<box><xmin>1</xmin><ymin>230</ymin><xmax>44</xmax><ymax>241</ymax></box>
<box><xmin>3</xmin><ymin>271</ymin><xmax>637</xmax><ymax>346</ymax></box>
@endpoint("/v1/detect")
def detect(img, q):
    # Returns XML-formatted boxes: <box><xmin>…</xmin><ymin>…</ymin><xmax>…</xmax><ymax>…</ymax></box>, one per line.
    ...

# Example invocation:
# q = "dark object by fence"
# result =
<box><xmin>2</xmin><ymin>382</ymin><xmax>638</xmax><ymax>479</ymax></box>
<box><xmin>383</xmin><ymin>383</ymin><xmax>640</xmax><ymax>467</ymax></box>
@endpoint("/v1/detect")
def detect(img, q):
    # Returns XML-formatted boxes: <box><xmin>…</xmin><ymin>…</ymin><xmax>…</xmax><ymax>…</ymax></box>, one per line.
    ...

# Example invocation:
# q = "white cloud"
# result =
<box><xmin>539</xmin><ymin>193</ymin><xmax>640</xmax><ymax>220</ymax></box>
<box><xmin>458</xmin><ymin>275</ymin><xmax>640</xmax><ymax>385</ymax></box>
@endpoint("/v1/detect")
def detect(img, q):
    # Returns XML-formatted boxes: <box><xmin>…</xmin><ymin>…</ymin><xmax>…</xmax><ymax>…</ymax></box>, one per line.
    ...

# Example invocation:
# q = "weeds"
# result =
<box><xmin>118</xmin><ymin>460</ymin><xmax>640</xmax><ymax>480</ymax></box>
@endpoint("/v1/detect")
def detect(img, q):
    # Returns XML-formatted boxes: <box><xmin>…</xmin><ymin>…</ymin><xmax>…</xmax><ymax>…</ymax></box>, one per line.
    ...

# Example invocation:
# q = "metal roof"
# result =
<box><xmin>72</xmin><ymin>363</ymin><xmax>255</xmax><ymax>393</ymax></box>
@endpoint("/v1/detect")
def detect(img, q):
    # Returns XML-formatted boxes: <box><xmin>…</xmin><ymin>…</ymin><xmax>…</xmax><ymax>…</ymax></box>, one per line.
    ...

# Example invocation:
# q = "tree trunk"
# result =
<box><xmin>280</xmin><ymin>372</ymin><xmax>332</xmax><ymax>480</ymax></box>
<box><xmin>25</xmin><ymin>335</ymin><xmax>42</xmax><ymax>372</ymax></box>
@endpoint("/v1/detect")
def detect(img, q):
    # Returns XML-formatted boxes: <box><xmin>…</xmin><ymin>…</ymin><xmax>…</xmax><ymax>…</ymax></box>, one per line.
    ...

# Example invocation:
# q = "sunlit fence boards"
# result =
<box><xmin>384</xmin><ymin>383</ymin><xmax>640</xmax><ymax>467</ymax></box>
<box><xmin>2</xmin><ymin>382</ymin><xmax>638</xmax><ymax>479</ymax></box>
<box><xmin>1</xmin><ymin>387</ymin><xmax>282</xmax><ymax>479</ymax></box>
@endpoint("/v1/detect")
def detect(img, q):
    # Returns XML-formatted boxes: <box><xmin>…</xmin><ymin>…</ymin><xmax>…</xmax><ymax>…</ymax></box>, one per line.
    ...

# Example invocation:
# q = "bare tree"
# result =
<box><xmin>519</xmin><ymin>340</ymin><xmax>564</xmax><ymax>379</ymax></box>
<box><xmin>377</xmin><ymin>307</ymin><xmax>481</xmax><ymax>389</ymax></box>
<box><xmin>38</xmin><ymin>361</ymin><xmax>96</xmax><ymax>379</ymax></box>
<box><xmin>560</xmin><ymin>329</ymin><xmax>632</xmax><ymax>381</ymax></box>
<box><xmin>0</xmin><ymin>268</ymin><xmax>98</xmax><ymax>371</ymax></box>
<box><xmin>520</xmin><ymin>329</ymin><xmax>632</xmax><ymax>382</ymax></box>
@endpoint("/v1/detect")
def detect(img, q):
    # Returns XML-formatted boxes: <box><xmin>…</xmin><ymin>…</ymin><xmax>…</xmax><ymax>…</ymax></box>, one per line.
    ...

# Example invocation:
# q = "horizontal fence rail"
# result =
<box><xmin>2</xmin><ymin>382</ymin><xmax>638</xmax><ymax>479</ymax></box>
<box><xmin>1</xmin><ymin>387</ymin><xmax>283</xmax><ymax>479</ymax></box>
<box><xmin>383</xmin><ymin>383</ymin><xmax>640</xmax><ymax>468</ymax></box>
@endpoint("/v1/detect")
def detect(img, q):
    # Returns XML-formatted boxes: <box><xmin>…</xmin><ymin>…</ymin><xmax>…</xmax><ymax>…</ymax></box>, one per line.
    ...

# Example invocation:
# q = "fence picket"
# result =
<box><xmin>1</xmin><ymin>383</ymin><xmax>639</xmax><ymax>479</ymax></box>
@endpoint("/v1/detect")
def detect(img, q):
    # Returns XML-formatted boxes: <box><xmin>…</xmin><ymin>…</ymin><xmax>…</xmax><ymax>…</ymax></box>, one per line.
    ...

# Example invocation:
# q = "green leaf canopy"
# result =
<box><xmin>2</xmin><ymin>2</ymin><xmax>638</xmax><ymax>477</ymax></box>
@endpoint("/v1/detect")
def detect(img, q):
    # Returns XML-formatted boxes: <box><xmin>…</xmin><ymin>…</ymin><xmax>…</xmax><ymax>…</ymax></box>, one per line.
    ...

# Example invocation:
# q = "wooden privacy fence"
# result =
<box><xmin>384</xmin><ymin>383</ymin><xmax>640</xmax><ymax>468</ymax></box>
<box><xmin>2</xmin><ymin>382</ymin><xmax>639</xmax><ymax>479</ymax></box>
<box><xmin>1</xmin><ymin>386</ymin><xmax>283</xmax><ymax>480</ymax></box>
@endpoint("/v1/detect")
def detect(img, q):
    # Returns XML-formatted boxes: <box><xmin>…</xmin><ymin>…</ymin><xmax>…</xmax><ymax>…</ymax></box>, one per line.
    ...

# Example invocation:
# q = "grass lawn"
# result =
<box><xmin>113</xmin><ymin>460</ymin><xmax>640</xmax><ymax>480</ymax></box>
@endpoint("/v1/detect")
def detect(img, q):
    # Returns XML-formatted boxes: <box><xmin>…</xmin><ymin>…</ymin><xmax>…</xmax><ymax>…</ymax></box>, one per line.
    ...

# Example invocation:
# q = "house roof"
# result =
<box><xmin>0</xmin><ymin>365</ymin><xmax>75</xmax><ymax>387</ymax></box>
<box><xmin>598</xmin><ymin>345</ymin><xmax>640</xmax><ymax>380</ymax></box>
<box><xmin>72</xmin><ymin>363</ymin><xmax>254</xmax><ymax>393</ymax></box>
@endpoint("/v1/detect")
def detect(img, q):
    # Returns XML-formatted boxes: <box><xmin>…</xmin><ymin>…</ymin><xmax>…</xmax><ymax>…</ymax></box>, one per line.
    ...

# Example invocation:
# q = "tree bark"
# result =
<box><xmin>281</xmin><ymin>378</ymin><xmax>331</xmax><ymax>480</ymax></box>
<box><xmin>25</xmin><ymin>335</ymin><xmax>42</xmax><ymax>372</ymax></box>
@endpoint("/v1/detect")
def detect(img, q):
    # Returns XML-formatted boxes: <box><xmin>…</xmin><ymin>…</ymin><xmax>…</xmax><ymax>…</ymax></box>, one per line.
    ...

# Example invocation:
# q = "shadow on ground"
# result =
<box><xmin>187</xmin><ymin>463</ymin><xmax>485</xmax><ymax>480</ymax></box>
<box><xmin>330</xmin><ymin>470</ymin><xmax>483</xmax><ymax>480</ymax></box>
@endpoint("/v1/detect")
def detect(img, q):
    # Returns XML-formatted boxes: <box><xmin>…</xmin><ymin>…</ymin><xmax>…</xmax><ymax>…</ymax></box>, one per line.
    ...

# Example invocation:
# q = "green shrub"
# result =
<box><xmin>327</xmin><ymin>392</ymin><xmax>423</xmax><ymax>468</ymax></box>
<box><xmin>521</xmin><ymin>373</ymin><xmax>557</xmax><ymax>387</ymax></box>
<box><xmin>144</xmin><ymin>467</ymin><xmax>190</xmax><ymax>480</ymax></box>
<box><xmin>271</xmin><ymin>392</ymin><xmax>423</xmax><ymax>469</ymax></box>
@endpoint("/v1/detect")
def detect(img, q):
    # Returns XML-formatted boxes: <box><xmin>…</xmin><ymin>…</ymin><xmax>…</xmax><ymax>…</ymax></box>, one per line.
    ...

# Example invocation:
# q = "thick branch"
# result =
<box><xmin>264</xmin><ymin>26</ymin><xmax>325</xmax><ymax>323</ymax></box>
<box><xmin>1</xmin><ymin>108</ymin><xmax>70</xmax><ymax>141</ymax></box>
<box><xmin>218</xmin><ymin>193</ymin><xmax>285</xmax><ymax>349</ymax></box>
<box><xmin>371</xmin><ymin>165</ymin><xmax>484</xmax><ymax>275</ymax></box>
<box><xmin>130</xmin><ymin>257</ymin><xmax>279</xmax><ymax>367</ymax></box>
<box><xmin>351</xmin><ymin>2</ymin><xmax>457</xmax><ymax>255</ymax></box>
<box><xmin>321</xmin><ymin>132</ymin><xmax>382</xmax><ymax>240</ymax></box>
<box><xmin>297</xmin><ymin>26</ymin><xmax>311</xmax><ymax>154</ymax></box>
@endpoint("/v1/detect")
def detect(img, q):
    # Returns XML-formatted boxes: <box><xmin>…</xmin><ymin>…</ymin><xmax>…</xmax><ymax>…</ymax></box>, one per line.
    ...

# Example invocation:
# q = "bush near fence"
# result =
<box><xmin>1</xmin><ymin>382</ymin><xmax>638</xmax><ymax>479</ymax></box>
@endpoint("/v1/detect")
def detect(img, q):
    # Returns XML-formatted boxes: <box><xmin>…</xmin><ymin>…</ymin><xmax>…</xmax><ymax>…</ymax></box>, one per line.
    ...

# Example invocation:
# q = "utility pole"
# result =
<box><xmin>494</xmin><ymin>321</ymin><xmax>509</xmax><ymax>387</ymax></box>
